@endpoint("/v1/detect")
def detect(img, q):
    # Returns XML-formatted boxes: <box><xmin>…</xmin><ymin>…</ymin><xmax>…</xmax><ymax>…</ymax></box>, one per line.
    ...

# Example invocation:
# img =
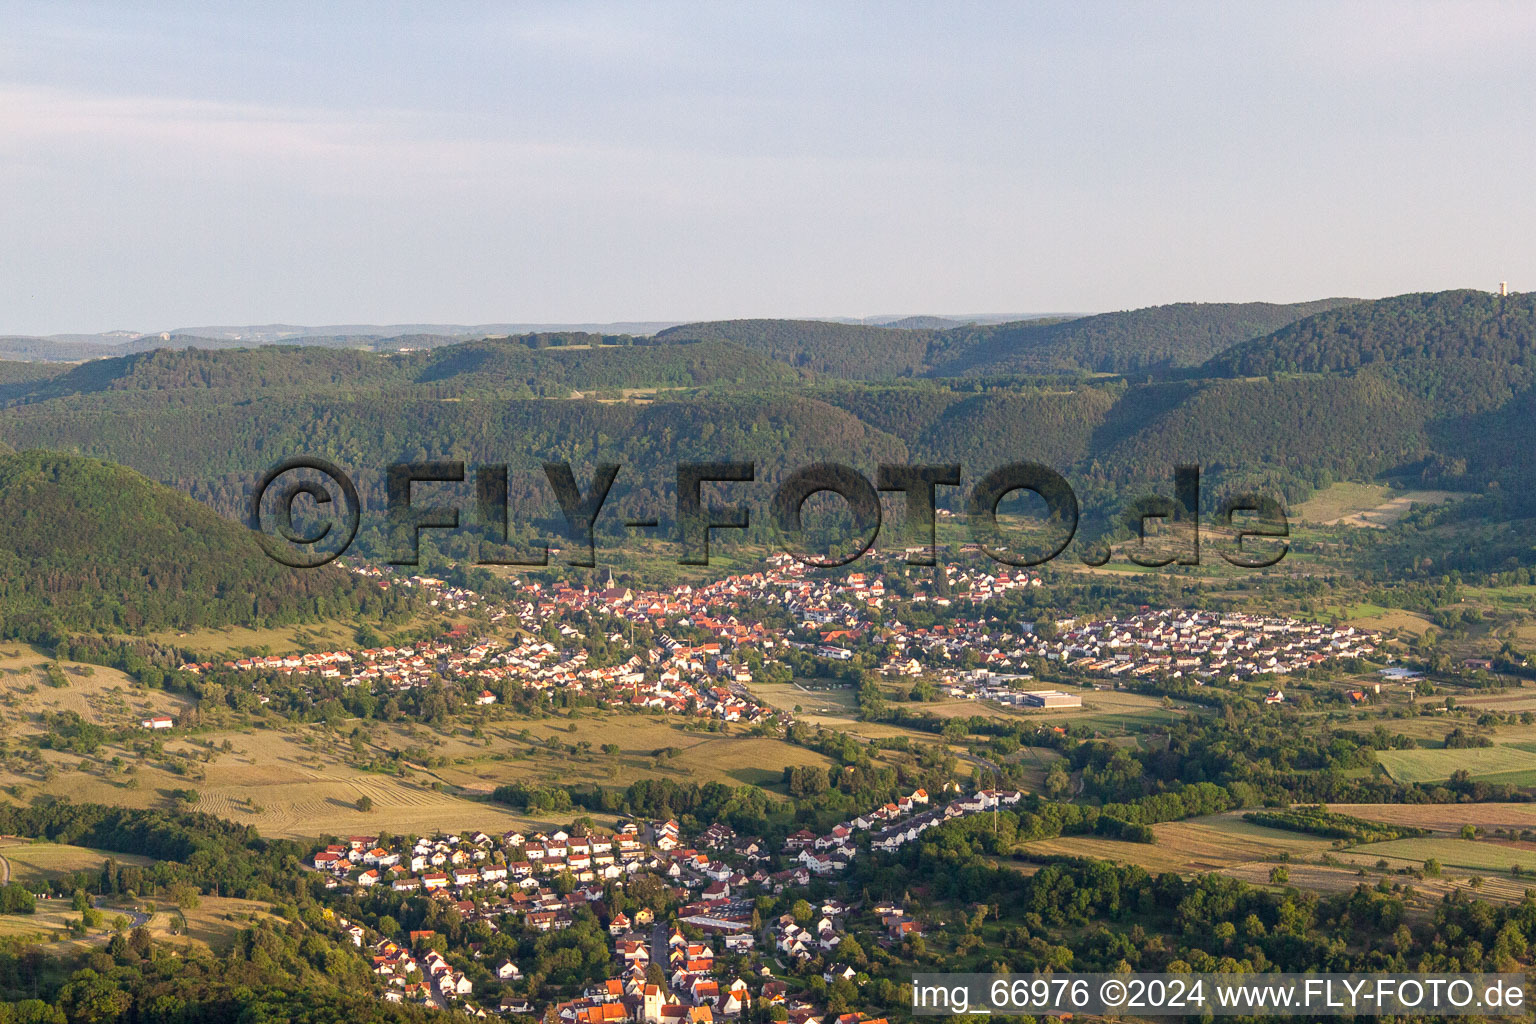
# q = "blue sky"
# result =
<box><xmin>2</xmin><ymin>2</ymin><xmax>1534</xmax><ymax>333</ymax></box>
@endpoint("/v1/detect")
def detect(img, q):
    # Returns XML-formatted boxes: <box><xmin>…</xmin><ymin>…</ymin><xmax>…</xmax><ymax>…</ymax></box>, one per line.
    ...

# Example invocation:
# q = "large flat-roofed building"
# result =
<box><xmin>1021</xmin><ymin>689</ymin><xmax>1082</xmax><ymax>709</ymax></box>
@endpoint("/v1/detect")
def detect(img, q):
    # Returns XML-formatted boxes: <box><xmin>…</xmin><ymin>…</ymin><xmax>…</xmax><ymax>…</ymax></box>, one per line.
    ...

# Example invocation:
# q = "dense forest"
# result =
<box><xmin>5</xmin><ymin>290</ymin><xmax>1536</xmax><ymax>616</ymax></box>
<box><xmin>3</xmin><ymin>336</ymin><xmax>802</xmax><ymax>408</ymax></box>
<box><xmin>1206</xmin><ymin>290</ymin><xmax>1536</xmax><ymax>377</ymax></box>
<box><xmin>655</xmin><ymin>299</ymin><xmax>1354</xmax><ymax>379</ymax></box>
<box><xmin>0</xmin><ymin>452</ymin><xmax>378</xmax><ymax>635</ymax></box>
<box><xmin>927</xmin><ymin>298</ymin><xmax>1359</xmax><ymax>376</ymax></box>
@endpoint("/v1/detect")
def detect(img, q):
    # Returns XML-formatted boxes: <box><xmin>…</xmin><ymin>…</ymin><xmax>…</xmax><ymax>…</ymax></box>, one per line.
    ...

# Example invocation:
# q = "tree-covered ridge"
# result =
<box><xmin>0</xmin><ymin>451</ymin><xmax>374</xmax><ymax>635</ymax></box>
<box><xmin>0</xmin><ymin>342</ymin><xmax>1509</xmax><ymax>530</ymax></box>
<box><xmin>0</xmin><ymin>359</ymin><xmax>69</xmax><ymax>392</ymax></box>
<box><xmin>1095</xmin><ymin>373</ymin><xmax>1429</xmax><ymax>489</ymax></box>
<box><xmin>931</xmin><ymin>298</ymin><xmax>1360</xmax><ymax>376</ymax></box>
<box><xmin>655</xmin><ymin>318</ymin><xmax>943</xmax><ymax>377</ymax></box>
<box><xmin>5</xmin><ymin>336</ymin><xmax>804</xmax><ymax>410</ymax></box>
<box><xmin>0</xmin><ymin>390</ymin><xmax>907</xmax><ymax>497</ymax></box>
<box><xmin>6</xmin><ymin>289</ymin><xmax>1536</xmax><ymax>567</ymax></box>
<box><xmin>29</xmin><ymin>346</ymin><xmax>407</xmax><ymax>399</ymax></box>
<box><xmin>408</xmin><ymin>336</ymin><xmax>806</xmax><ymax>393</ymax></box>
<box><xmin>655</xmin><ymin>301</ymin><xmax>1356</xmax><ymax>379</ymax></box>
<box><xmin>1206</xmin><ymin>289</ymin><xmax>1536</xmax><ymax>376</ymax></box>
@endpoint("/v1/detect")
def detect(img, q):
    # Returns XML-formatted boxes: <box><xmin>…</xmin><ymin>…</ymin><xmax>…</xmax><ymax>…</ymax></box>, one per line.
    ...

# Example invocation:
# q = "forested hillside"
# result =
<box><xmin>0</xmin><ymin>451</ymin><xmax>380</xmax><ymax>635</ymax></box>
<box><xmin>5</xmin><ymin>290</ymin><xmax>1536</xmax><ymax>571</ymax></box>
<box><xmin>1094</xmin><ymin>374</ymin><xmax>1429</xmax><ymax>491</ymax></box>
<box><xmin>932</xmin><ymin>298</ymin><xmax>1359</xmax><ymax>376</ymax></box>
<box><xmin>1206</xmin><ymin>290</ymin><xmax>1536</xmax><ymax>376</ymax></box>
<box><xmin>654</xmin><ymin>319</ymin><xmax>942</xmax><ymax>377</ymax></box>
<box><xmin>2</xmin><ymin>335</ymin><xmax>802</xmax><ymax>409</ymax></box>
<box><xmin>658</xmin><ymin>299</ymin><xmax>1356</xmax><ymax>379</ymax></box>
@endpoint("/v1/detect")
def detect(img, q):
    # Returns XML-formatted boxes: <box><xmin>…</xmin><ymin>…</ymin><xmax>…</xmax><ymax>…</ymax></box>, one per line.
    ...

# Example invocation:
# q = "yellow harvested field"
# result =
<box><xmin>192</xmin><ymin>764</ymin><xmax>543</xmax><ymax>839</ymax></box>
<box><xmin>1220</xmin><ymin>861</ymin><xmax>1532</xmax><ymax>904</ymax></box>
<box><xmin>1350</xmin><ymin>609</ymin><xmax>1437</xmax><ymax>635</ymax></box>
<box><xmin>1329</xmin><ymin>489</ymin><xmax>1465</xmax><ymax>529</ymax></box>
<box><xmin>435</xmin><ymin>713</ymin><xmax>838</xmax><ymax>793</ymax></box>
<box><xmin>0</xmin><ymin>648</ymin><xmax>190</xmax><ymax>737</ymax></box>
<box><xmin>0</xmin><ymin>899</ymin><xmax>104</xmax><ymax>947</ymax></box>
<box><xmin>0</xmin><ymin>841</ymin><xmax>154</xmax><ymax>883</ymax></box>
<box><xmin>1327</xmin><ymin>803</ymin><xmax>1536</xmax><ymax>833</ymax></box>
<box><xmin>1020</xmin><ymin>805</ymin><xmax>1536</xmax><ymax>903</ymax></box>
<box><xmin>138</xmin><ymin>896</ymin><xmax>281</xmax><ymax>953</ymax></box>
<box><xmin>1219</xmin><ymin>861</ymin><xmax>1374</xmax><ymax>894</ymax></box>
<box><xmin>1022</xmin><ymin>835</ymin><xmax>1201</xmax><ymax>874</ymax></box>
<box><xmin>1023</xmin><ymin>813</ymin><xmax>1337</xmax><ymax>875</ymax></box>
<box><xmin>1294</xmin><ymin>483</ymin><xmax>1393</xmax><ymax>524</ymax></box>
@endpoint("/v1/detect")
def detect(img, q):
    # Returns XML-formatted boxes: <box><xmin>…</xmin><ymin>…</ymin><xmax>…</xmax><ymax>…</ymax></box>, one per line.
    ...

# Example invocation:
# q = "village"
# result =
<box><xmin>308</xmin><ymin>782</ymin><xmax>1021</xmax><ymax>1019</ymax></box>
<box><xmin>171</xmin><ymin>560</ymin><xmax>1380</xmax><ymax>729</ymax></box>
<box><xmin>158</xmin><ymin>559</ymin><xmax>1392</xmax><ymax>1021</ymax></box>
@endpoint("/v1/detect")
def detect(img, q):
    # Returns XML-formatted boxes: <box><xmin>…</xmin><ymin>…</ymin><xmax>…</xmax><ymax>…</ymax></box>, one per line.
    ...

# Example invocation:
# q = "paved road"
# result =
<box><xmin>651</xmin><ymin>921</ymin><xmax>667</xmax><ymax>978</ymax></box>
<box><xmin>108</xmin><ymin>902</ymin><xmax>151</xmax><ymax>929</ymax></box>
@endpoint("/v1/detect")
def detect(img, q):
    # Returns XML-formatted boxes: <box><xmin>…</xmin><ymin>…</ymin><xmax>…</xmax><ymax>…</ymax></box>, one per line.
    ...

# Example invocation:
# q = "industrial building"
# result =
<box><xmin>1021</xmin><ymin>689</ymin><xmax>1082</xmax><ymax>709</ymax></box>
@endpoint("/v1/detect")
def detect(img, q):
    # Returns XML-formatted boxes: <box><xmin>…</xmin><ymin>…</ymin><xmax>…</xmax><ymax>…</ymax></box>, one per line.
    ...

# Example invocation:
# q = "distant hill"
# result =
<box><xmin>0</xmin><ymin>335</ymin><xmax>805</xmax><ymax>410</ymax></box>
<box><xmin>1205</xmin><ymin>290</ymin><xmax>1536</xmax><ymax>377</ymax></box>
<box><xmin>1095</xmin><ymin>373</ymin><xmax>1429</xmax><ymax>490</ymax></box>
<box><xmin>877</xmin><ymin>315</ymin><xmax>970</xmax><ymax>330</ymax></box>
<box><xmin>2</xmin><ymin>302</ymin><xmax>1349</xmax><ymax>375</ymax></box>
<box><xmin>0</xmin><ymin>360</ymin><xmax>70</xmax><ymax>402</ymax></box>
<box><xmin>655</xmin><ymin>319</ymin><xmax>943</xmax><ymax>378</ymax></box>
<box><xmin>7</xmin><ymin>290</ymin><xmax>1536</xmax><ymax>565</ymax></box>
<box><xmin>930</xmin><ymin>299</ymin><xmax>1361</xmax><ymax>376</ymax></box>
<box><xmin>0</xmin><ymin>322</ymin><xmax>691</xmax><ymax>362</ymax></box>
<box><xmin>655</xmin><ymin>301</ymin><xmax>1358</xmax><ymax>379</ymax></box>
<box><xmin>409</xmin><ymin>336</ymin><xmax>806</xmax><ymax>393</ymax></box>
<box><xmin>0</xmin><ymin>451</ymin><xmax>373</xmax><ymax>635</ymax></box>
<box><xmin>160</xmin><ymin>321</ymin><xmax>686</xmax><ymax>341</ymax></box>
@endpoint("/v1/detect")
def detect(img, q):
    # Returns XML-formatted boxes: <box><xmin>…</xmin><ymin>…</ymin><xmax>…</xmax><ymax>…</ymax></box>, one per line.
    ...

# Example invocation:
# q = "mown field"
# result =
<box><xmin>143</xmin><ymin>895</ymin><xmax>280</xmax><ymax>953</ymax></box>
<box><xmin>750</xmin><ymin>680</ymin><xmax>859</xmax><ymax>724</ymax></box>
<box><xmin>1022</xmin><ymin>813</ymin><xmax>1338</xmax><ymax>875</ymax></box>
<box><xmin>0</xmin><ymin>648</ymin><xmax>564</xmax><ymax>838</ymax></box>
<box><xmin>1327</xmin><ymin>802</ymin><xmax>1536</xmax><ymax>831</ymax></box>
<box><xmin>1020</xmin><ymin>805</ymin><xmax>1536</xmax><ymax>900</ymax></box>
<box><xmin>1293</xmin><ymin>482</ymin><xmax>1394</xmax><ymax>524</ymax></box>
<box><xmin>1293</xmin><ymin>484</ymin><xmax>1466</xmax><ymax>528</ymax></box>
<box><xmin>1340</xmin><ymin>837</ymin><xmax>1536</xmax><ymax>875</ymax></box>
<box><xmin>143</xmin><ymin>621</ymin><xmax>362</xmax><ymax>658</ymax></box>
<box><xmin>0</xmin><ymin>646</ymin><xmax>190</xmax><ymax>738</ymax></box>
<box><xmin>0</xmin><ymin>841</ymin><xmax>154</xmax><ymax>884</ymax></box>
<box><xmin>140</xmin><ymin>608</ymin><xmax>477</xmax><ymax>659</ymax></box>
<box><xmin>0</xmin><ymin>899</ymin><xmax>113</xmax><ymax>948</ymax></box>
<box><xmin>429</xmin><ymin>711</ymin><xmax>840</xmax><ymax>794</ymax></box>
<box><xmin>1374</xmin><ymin>745</ymin><xmax>1536</xmax><ymax>785</ymax></box>
<box><xmin>752</xmin><ymin>678</ymin><xmax>1179</xmax><ymax>737</ymax></box>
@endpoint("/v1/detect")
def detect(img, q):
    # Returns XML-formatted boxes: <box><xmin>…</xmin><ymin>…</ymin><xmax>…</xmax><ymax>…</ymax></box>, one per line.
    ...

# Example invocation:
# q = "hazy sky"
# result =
<box><xmin>3</xmin><ymin>2</ymin><xmax>1534</xmax><ymax>334</ymax></box>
